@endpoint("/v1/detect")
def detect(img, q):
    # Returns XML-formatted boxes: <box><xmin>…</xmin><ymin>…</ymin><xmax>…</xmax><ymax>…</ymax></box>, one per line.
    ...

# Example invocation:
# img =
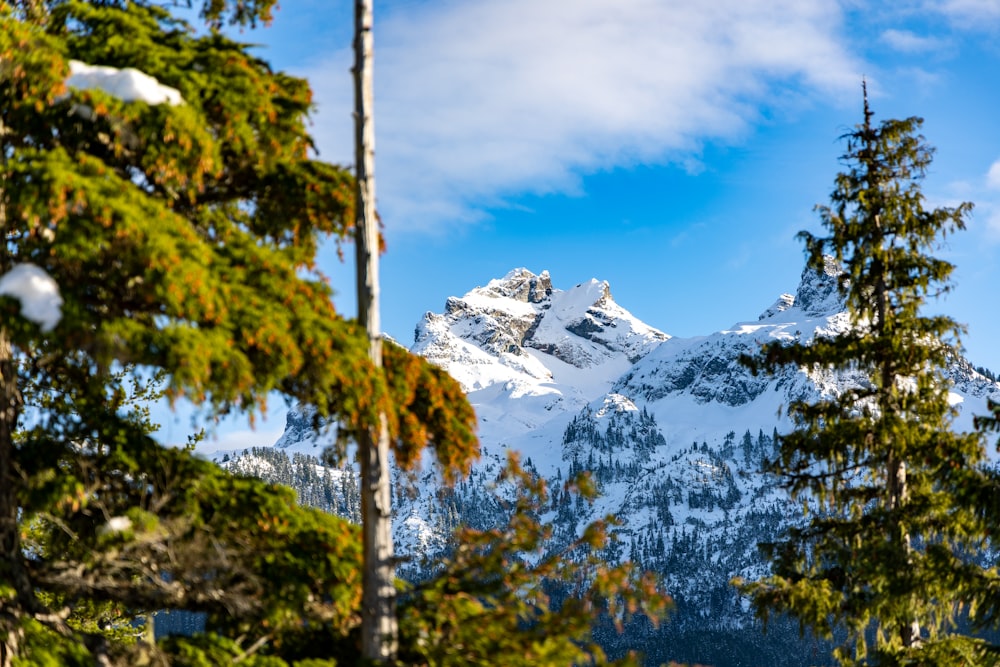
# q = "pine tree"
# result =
<box><xmin>735</xmin><ymin>86</ymin><xmax>993</xmax><ymax>665</ymax></box>
<box><xmin>0</xmin><ymin>1</ymin><xmax>477</xmax><ymax>663</ymax></box>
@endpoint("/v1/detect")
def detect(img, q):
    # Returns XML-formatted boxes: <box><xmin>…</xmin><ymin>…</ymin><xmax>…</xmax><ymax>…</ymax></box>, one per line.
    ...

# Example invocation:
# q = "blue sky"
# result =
<box><xmin>162</xmin><ymin>0</ymin><xmax>1000</xmax><ymax>450</ymax></box>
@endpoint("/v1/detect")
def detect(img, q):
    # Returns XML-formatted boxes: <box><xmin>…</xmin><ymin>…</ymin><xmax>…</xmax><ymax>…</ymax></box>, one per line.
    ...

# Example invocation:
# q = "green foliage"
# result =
<box><xmin>15</xmin><ymin>618</ymin><xmax>95</xmax><ymax>667</ymax></box>
<box><xmin>1</xmin><ymin>0</ymin><xmax>477</xmax><ymax>465</ymax></box>
<box><xmin>21</xmin><ymin>416</ymin><xmax>365</xmax><ymax>658</ymax></box>
<box><xmin>0</xmin><ymin>0</ymin><xmax>478</xmax><ymax>663</ymax></box>
<box><xmin>144</xmin><ymin>451</ymin><xmax>670</xmax><ymax>667</ymax></box>
<box><xmin>162</xmin><ymin>633</ymin><xmax>307</xmax><ymax>666</ymax></box>
<box><xmin>735</xmin><ymin>90</ymin><xmax>993</xmax><ymax>665</ymax></box>
<box><xmin>381</xmin><ymin>341</ymin><xmax>479</xmax><ymax>483</ymax></box>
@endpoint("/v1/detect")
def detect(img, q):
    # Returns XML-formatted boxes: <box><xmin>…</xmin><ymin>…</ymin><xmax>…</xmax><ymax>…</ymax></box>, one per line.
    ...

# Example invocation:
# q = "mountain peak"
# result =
<box><xmin>411</xmin><ymin>269</ymin><xmax>669</xmax><ymax>402</ymax></box>
<box><xmin>794</xmin><ymin>255</ymin><xmax>844</xmax><ymax>316</ymax></box>
<box><xmin>565</xmin><ymin>278</ymin><xmax>613</xmax><ymax>309</ymax></box>
<box><xmin>758</xmin><ymin>293</ymin><xmax>795</xmax><ymax>321</ymax></box>
<box><xmin>758</xmin><ymin>255</ymin><xmax>845</xmax><ymax>321</ymax></box>
<box><xmin>478</xmin><ymin>268</ymin><xmax>553</xmax><ymax>304</ymax></box>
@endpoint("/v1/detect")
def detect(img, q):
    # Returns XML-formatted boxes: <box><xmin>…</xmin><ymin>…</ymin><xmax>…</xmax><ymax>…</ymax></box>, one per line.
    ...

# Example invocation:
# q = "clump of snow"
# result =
<box><xmin>66</xmin><ymin>61</ymin><xmax>183</xmax><ymax>106</ymax></box>
<box><xmin>595</xmin><ymin>393</ymin><xmax>638</xmax><ymax>418</ymax></box>
<box><xmin>98</xmin><ymin>516</ymin><xmax>133</xmax><ymax>536</ymax></box>
<box><xmin>0</xmin><ymin>263</ymin><xmax>63</xmax><ymax>332</ymax></box>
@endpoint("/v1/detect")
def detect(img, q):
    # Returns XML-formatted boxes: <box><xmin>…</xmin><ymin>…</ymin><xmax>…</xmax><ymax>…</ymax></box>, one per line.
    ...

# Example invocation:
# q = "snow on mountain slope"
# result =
<box><xmin>408</xmin><ymin>259</ymin><xmax>998</xmax><ymax>615</ymax></box>
<box><xmin>254</xmin><ymin>260</ymin><xmax>1000</xmax><ymax>549</ymax></box>
<box><xmin>226</xmin><ymin>259</ymin><xmax>1000</xmax><ymax>665</ymax></box>
<box><xmin>610</xmin><ymin>258</ymin><xmax>998</xmax><ymax>449</ymax></box>
<box><xmin>414</xmin><ymin>267</ymin><xmax>668</xmax><ymax>384</ymax></box>
<box><xmin>618</xmin><ymin>256</ymin><xmax>849</xmax><ymax>408</ymax></box>
<box><xmin>411</xmin><ymin>268</ymin><xmax>670</xmax><ymax>442</ymax></box>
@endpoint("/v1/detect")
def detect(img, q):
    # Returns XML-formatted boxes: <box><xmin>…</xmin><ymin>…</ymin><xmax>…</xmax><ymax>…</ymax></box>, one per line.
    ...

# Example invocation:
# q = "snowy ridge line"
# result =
<box><xmin>245</xmin><ymin>260</ymin><xmax>1000</xmax><ymax>659</ymax></box>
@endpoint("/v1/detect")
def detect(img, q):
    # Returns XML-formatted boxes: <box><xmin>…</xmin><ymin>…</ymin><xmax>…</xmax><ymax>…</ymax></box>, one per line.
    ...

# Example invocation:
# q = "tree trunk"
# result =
<box><xmin>0</xmin><ymin>329</ymin><xmax>26</xmax><ymax>667</ymax></box>
<box><xmin>864</xmin><ymin>86</ymin><xmax>920</xmax><ymax>649</ymax></box>
<box><xmin>353</xmin><ymin>0</ymin><xmax>397</xmax><ymax>661</ymax></box>
<box><xmin>0</xmin><ymin>114</ymin><xmax>26</xmax><ymax>667</ymax></box>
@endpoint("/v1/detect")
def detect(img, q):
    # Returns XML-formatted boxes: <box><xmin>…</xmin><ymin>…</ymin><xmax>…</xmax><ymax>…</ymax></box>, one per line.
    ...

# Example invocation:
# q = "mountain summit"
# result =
<box><xmin>411</xmin><ymin>269</ymin><xmax>669</xmax><ymax>437</ymax></box>
<box><xmin>414</xmin><ymin>268</ymin><xmax>668</xmax><ymax>377</ymax></box>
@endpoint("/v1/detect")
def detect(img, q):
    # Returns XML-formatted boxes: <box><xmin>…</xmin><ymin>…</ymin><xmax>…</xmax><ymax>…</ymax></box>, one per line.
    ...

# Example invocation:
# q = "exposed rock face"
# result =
<box><xmin>273</xmin><ymin>256</ymin><xmax>999</xmax><ymax>545</ymax></box>
<box><xmin>613</xmin><ymin>263</ymin><xmax>844</xmax><ymax>408</ymax></box>
<box><xmin>758</xmin><ymin>293</ymin><xmax>795</xmax><ymax>320</ymax></box>
<box><xmin>793</xmin><ymin>255</ymin><xmax>844</xmax><ymax>316</ymax></box>
<box><xmin>477</xmin><ymin>267</ymin><xmax>553</xmax><ymax>303</ymax></box>
<box><xmin>617</xmin><ymin>335</ymin><xmax>777</xmax><ymax>407</ymax></box>
<box><xmin>411</xmin><ymin>268</ymin><xmax>669</xmax><ymax>396</ymax></box>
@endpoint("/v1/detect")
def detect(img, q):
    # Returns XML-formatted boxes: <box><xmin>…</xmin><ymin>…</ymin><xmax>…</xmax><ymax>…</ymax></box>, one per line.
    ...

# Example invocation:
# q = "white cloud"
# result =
<box><xmin>939</xmin><ymin>162</ymin><xmax>1000</xmax><ymax>241</ymax></box>
<box><xmin>978</xmin><ymin>160</ymin><xmax>1000</xmax><ymax>239</ymax></box>
<box><xmin>150</xmin><ymin>398</ymin><xmax>287</xmax><ymax>454</ymax></box>
<box><xmin>303</xmin><ymin>0</ymin><xmax>864</xmax><ymax>232</ymax></box>
<box><xmin>987</xmin><ymin>159</ymin><xmax>1000</xmax><ymax>190</ymax></box>
<box><xmin>880</xmin><ymin>28</ymin><xmax>948</xmax><ymax>52</ymax></box>
<box><xmin>936</xmin><ymin>0</ymin><xmax>1000</xmax><ymax>26</ymax></box>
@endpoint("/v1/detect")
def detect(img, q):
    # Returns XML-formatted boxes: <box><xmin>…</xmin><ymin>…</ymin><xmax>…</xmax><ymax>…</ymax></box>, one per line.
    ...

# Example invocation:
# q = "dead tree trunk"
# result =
<box><xmin>353</xmin><ymin>0</ymin><xmax>397</xmax><ymax>661</ymax></box>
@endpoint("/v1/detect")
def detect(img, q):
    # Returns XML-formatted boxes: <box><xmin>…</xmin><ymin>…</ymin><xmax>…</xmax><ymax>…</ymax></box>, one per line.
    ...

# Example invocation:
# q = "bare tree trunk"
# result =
<box><xmin>353</xmin><ymin>0</ymin><xmax>397</xmax><ymax>661</ymax></box>
<box><xmin>886</xmin><ymin>453</ymin><xmax>920</xmax><ymax>648</ymax></box>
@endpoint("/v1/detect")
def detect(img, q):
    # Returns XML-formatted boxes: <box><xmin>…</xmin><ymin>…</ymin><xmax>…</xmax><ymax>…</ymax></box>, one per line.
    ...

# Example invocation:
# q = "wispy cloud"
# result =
<box><xmin>880</xmin><ymin>28</ymin><xmax>948</xmax><ymax>53</ymax></box>
<box><xmin>941</xmin><ymin>159</ymin><xmax>1000</xmax><ymax>240</ymax></box>
<box><xmin>987</xmin><ymin>158</ymin><xmax>1000</xmax><ymax>190</ymax></box>
<box><xmin>199</xmin><ymin>421</ymin><xmax>288</xmax><ymax>456</ymax></box>
<box><xmin>979</xmin><ymin>158</ymin><xmax>1000</xmax><ymax>237</ymax></box>
<box><xmin>303</xmin><ymin>0</ymin><xmax>865</xmax><ymax>232</ymax></box>
<box><xmin>936</xmin><ymin>0</ymin><xmax>1000</xmax><ymax>26</ymax></box>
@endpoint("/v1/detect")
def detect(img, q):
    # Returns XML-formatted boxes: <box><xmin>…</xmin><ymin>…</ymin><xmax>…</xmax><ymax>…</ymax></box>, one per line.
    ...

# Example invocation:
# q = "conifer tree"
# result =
<box><xmin>736</xmin><ymin>86</ymin><xmax>992</xmax><ymax>665</ymax></box>
<box><xmin>0</xmin><ymin>2</ymin><xmax>670</xmax><ymax>664</ymax></box>
<box><xmin>0</xmin><ymin>0</ymin><xmax>477</xmax><ymax>663</ymax></box>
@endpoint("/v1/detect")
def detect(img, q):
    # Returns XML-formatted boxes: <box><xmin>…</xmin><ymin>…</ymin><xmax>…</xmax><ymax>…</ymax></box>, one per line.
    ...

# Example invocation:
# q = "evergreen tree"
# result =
<box><xmin>0</xmin><ymin>2</ymin><xmax>671</xmax><ymax>664</ymax></box>
<box><xmin>736</xmin><ymin>86</ymin><xmax>993</xmax><ymax>665</ymax></box>
<box><xmin>0</xmin><ymin>1</ymin><xmax>477</xmax><ymax>663</ymax></box>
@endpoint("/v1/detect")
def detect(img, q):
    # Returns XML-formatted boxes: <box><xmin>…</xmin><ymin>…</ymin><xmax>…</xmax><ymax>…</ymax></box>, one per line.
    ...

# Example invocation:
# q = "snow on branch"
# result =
<box><xmin>66</xmin><ymin>60</ymin><xmax>183</xmax><ymax>106</ymax></box>
<box><xmin>0</xmin><ymin>263</ymin><xmax>63</xmax><ymax>333</ymax></box>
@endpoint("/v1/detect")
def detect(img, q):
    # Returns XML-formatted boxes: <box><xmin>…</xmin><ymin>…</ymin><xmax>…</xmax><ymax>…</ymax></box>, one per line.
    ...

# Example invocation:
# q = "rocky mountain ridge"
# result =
<box><xmin>222</xmin><ymin>260</ymin><xmax>1000</xmax><ymax>667</ymax></box>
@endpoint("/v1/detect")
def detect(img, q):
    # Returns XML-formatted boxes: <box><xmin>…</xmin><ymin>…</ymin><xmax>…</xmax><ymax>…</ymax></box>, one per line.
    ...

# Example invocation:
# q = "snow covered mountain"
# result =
<box><xmin>223</xmin><ymin>261</ymin><xmax>1000</xmax><ymax>667</ymax></box>
<box><xmin>411</xmin><ymin>267</ymin><xmax>669</xmax><ymax>442</ymax></box>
